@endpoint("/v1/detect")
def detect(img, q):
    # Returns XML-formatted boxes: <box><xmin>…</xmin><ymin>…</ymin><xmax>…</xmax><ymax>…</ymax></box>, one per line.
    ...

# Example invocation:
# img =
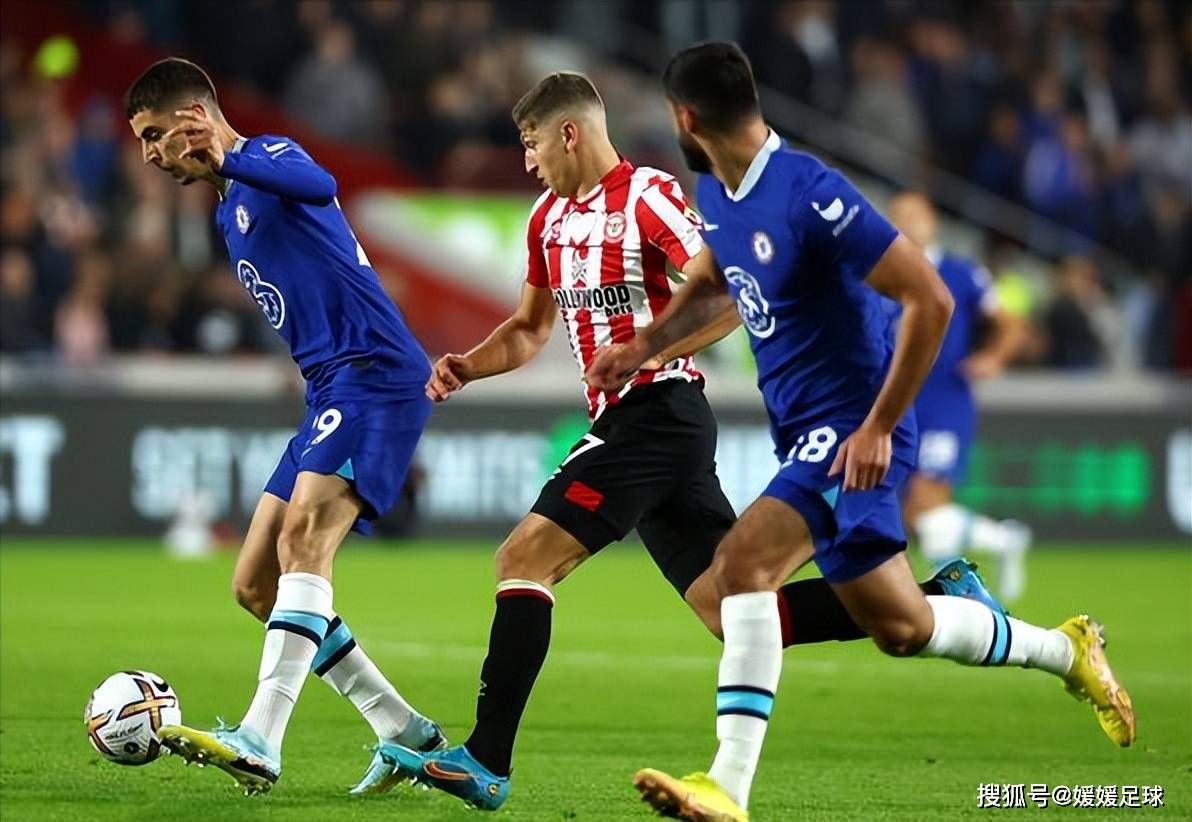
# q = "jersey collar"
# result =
<box><xmin>724</xmin><ymin>129</ymin><xmax>781</xmax><ymax>202</ymax></box>
<box><xmin>575</xmin><ymin>158</ymin><xmax>633</xmax><ymax>206</ymax></box>
<box><xmin>218</xmin><ymin>137</ymin><xmax>249</xmax><ymax>200</ymax></box>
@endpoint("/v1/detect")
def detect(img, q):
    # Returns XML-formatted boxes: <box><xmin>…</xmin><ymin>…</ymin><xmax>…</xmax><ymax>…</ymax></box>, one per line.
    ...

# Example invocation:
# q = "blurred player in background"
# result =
<box><xmin>888</xmin><ymin>191</ymin><xmax>1031</xmax><ymax>600</ymax></box>
<box><xmin>589</xmin><ymin>42</ymin><xmax>1134</xmax><ymax>822</ymax></box>
<box><xmin>123</xmin><ymin>58</ymin><xmax>442</xmax><ymax>794</ymax></box>
<box><xmin>376</xmin><ymin>72</ymin><xmax>1003</xmax><ymax>811</ymax></box>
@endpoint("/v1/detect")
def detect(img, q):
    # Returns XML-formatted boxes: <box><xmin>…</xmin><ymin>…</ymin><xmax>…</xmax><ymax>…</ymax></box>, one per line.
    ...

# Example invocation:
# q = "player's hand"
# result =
<box><xmin>425</xmin><ymin>354</ymin><xmax>472</xmax><ymax>402</ymax></box>
<box><xmin>164</xmin><ymin>107</ymin><xmax>224</xmax><ymax>170</ymax></box>
<box><xmin>960</xmin><ymin>351</ymin><xmax>1004</xmax><ymax>381</ymax></box>
<box><xmin>828</xmin><ymin>420</ymin><xmax>892</xmax><ymax>492</ymax></box>
<box><xmin>585</xmin><ymin>339</ymin><xmax>647</xmax><ymax>392</ymax></box>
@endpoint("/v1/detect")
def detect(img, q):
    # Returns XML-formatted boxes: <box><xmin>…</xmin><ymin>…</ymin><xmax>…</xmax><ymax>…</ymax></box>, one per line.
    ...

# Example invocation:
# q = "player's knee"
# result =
<box><xmin>493</xmin><ymin>539</ymin><xmax>531</xmax><ymax>581</ymax></box>
<box><xmin>710</xmin><ymin>550</ymin><xmax>776</xmax><ymax>597</ymax></box>
<box><xmin>868</xmin><ymin>617</ymin><xmax>932</xmax><ymax>657</ymax></box>
<box><xmin>494</xmin><ymin>519</ymin><xmax>585</xmax><ymax>585</ymax></box>
<box><xmin>493</xmin><ymin>538</ymin><xmax>568</xmax><ymax>586</ymax></box>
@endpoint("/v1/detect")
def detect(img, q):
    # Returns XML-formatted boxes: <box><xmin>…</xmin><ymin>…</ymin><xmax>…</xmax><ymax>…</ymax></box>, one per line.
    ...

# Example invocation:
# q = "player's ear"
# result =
<box><xmin>560</xmin><ymin>119</ymin><xmax>579</xmax><ymax>153</ymax></box>
<box><xmin>184</xmin><ymin>98</ymin><xmax>214</xmax><ymax>121</ymax></box>
<box><xmin>678</xmin><ymin>105</ymin><xmax>698</xmax><ymax>136</ymax></box>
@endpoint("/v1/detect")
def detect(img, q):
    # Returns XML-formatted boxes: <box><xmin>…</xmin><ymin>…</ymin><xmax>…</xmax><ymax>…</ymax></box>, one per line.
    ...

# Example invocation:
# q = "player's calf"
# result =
<box><xmin>231</xmin><ymin>576</ymin><xmax>275</xmax><ymax>622</ymax></box>
<box><xmin>230</xmin><ymin>493</ymin><xmax>286</xmax><ymax>621</ymax></box>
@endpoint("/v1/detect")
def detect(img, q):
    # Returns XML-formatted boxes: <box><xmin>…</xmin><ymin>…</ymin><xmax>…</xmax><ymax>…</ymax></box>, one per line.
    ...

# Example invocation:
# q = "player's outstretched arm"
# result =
<box><xmin>168</xmin><ymin>108</ymin><xmax>336</xmax><ymax>206</ymax></box>
<box><xmin>830</xmin><ymin>233</ymin><xmax>953</xmax><ymax>490</ymax></box>
<box><xmin>218</xmin><ymin>138</ymin><xmax>336</xmax><ymax>205</ymax></box>
<box><xmin>425</xmin><ymin>283</ymin><xmax>555</xmax><ymax>401</ymax></box>
<box><xmin>586</xmin><ymin>247</ymin><xmax>733</xmax><ymax>391</ymax></box>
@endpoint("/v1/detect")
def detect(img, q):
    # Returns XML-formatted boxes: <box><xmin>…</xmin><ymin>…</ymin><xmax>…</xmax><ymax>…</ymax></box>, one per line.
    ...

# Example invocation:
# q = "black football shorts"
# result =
<box><xmin>530</xmin><ymin>380</ymin><xmax>736</xmax><ymax>596</ymax></box>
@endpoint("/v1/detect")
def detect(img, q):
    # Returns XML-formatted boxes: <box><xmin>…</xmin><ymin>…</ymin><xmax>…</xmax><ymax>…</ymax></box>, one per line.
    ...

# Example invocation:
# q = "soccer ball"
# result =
<box><xmin>84</xmin><ymin>671</ymin><xmax>181</xmax><ymax>765</ymax></box>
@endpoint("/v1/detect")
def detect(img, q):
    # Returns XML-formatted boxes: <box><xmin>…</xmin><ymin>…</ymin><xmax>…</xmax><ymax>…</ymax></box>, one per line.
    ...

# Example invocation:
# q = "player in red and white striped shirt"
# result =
<box><xmin>523</xmin><ymin>156</ymin><xmax>707</xmax><ymax>417</ymax></box>
<box><xmin>422</xmin><ymin>73</ymin><xmax>744</xmax><ymax>805</ymax></box>
<box><xmin>407</xmin><ymin>72</ymin><xmax>980</xmax><ymax>811</ymax></box>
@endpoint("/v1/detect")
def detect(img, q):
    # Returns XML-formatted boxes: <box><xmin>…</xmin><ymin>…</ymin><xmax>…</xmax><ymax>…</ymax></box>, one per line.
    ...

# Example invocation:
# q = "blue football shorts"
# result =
<box><xmin>762</xmin><ymin>416</ymin><xmax>917</xmax><ymax>583</ymax></box>
<box><xmin>265</xmin><ymin>393</ymin><xmax>432</xmax><ymax>535</ymax></box>
<box><xmin>913</xmin><ymin>387</ymin><xmax>976</xmax><ymax>486</ymax></box>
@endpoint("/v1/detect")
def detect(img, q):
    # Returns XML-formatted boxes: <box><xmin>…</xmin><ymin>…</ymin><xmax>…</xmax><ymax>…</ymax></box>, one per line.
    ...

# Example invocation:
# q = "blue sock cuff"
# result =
<box><xmin>311</xmin><ymin>616</ymin><xmax>357</xmax><ymax>675</ymax></box>
<box><xmin>716</xmin><ymin>685</ymin><xmax>775</xmax><ymax>721</ymax></box>
<box><xmin>981</xmin><ymin>609</ymin><xmax>1012</xmax><ymax>666</ymax></box>
<box><xmin>267</xmin><ymin>608</ymin><xmax>330</xmax><ymax>646</ymax></box>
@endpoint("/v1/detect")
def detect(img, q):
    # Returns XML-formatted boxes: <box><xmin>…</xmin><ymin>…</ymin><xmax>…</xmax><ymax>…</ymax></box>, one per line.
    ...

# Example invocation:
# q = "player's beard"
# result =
<box><xmin>677</xmin><ymin>130</ymin><xmax>712</xmax><ymax>174</ymax></box>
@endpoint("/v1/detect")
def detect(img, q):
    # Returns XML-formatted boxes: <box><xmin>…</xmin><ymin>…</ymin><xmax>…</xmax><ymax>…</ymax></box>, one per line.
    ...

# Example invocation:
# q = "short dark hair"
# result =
<box><xmin>511</xmin><ymin>72</ymin><xmax>603</xmax><ymax>129</ymax></box>
<box><xmin>125</xmin><ymin>57</ymin><xmax>218</xmax><ymax>120</ymax></box>
<box><xmin>663</xmin><ymin>41</ymin><xmax>760</xmax><ymax>132</ymax></box>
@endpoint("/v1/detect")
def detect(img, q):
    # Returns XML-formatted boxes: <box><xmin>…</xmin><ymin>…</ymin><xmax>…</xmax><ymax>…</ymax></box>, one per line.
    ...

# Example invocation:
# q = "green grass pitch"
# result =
<box><xmin>1</xmin><ymin>540</ymin><xmax>1189</xmax><ymax>821</ymax></box>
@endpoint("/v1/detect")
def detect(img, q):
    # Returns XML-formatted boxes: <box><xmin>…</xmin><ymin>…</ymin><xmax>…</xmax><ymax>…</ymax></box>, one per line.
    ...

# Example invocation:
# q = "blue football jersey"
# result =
<box><xmin>919</xmin><ymin>248</ymin><xmax>996</xmax><ymax>396</ymax></box>
<box><xmin>697</xmin><ymin>131</ymin><xmax>903</xmax><ymax>454</ymax></box>
<box><xmin>215</xmin><ymin>135</ymin><xmax>429</xmax><ymax>402</ymax></box>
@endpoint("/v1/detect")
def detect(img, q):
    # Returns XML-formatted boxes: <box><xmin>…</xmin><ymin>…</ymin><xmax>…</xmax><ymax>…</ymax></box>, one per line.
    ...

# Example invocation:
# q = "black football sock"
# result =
<box><xmin>464</xmin><ymin>581</ymin><xmax>554</xmax><ymax>777</ymax></box>
<box><xmin>777</xmin><ymin>577</ymin><xmax>942</xmax><ymax>646</ymax></box>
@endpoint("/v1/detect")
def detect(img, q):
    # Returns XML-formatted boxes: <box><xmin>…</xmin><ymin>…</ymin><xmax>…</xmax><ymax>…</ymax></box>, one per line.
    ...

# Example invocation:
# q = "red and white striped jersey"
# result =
<box><xmin>524</xmin><ymin>159</ymin><xmax>705</xmax><ymax>418</ymax></box>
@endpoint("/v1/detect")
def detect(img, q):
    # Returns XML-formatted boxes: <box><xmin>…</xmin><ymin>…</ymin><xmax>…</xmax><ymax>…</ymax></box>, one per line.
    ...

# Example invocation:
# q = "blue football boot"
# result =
<box><xmin>157</xmin><ymin>720</ymin><xmax>279</xmax><ymax>795</ymax></box>
<box><xmin>348</xmin><ymin>715</ymin><xmax>447</xmax><ymax>797</ymax></box>
<box><xmin>384</xmin><ymin>743</ymin><xmax>510</xmax><ymax>810</ymax></box>
<box><xmin>929</xmin><ymin>558</ymin><xmax>1008</xmax><ymax>615</ymax></box>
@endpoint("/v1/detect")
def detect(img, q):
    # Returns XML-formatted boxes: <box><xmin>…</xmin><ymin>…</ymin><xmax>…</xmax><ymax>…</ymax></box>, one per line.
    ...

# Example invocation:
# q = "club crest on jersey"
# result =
<box><xmin>604</xmin><ymin>211</ymin><xmax>626</xmax><ymax>243</ymax></box>
<box><xmin>752</xmin><ymin>231</ymin><xmax>774</xmax><ymax>264</ymax></box>
<box><xmin>235</xmin><ymin>204</ymin><xmax>250</xmax><ymax>234</ymax></box>
<box><xmin>725</xmin><ymin>266</ymin><xmax>775</xmax><ymax>338</ymax></box>
<box><xmin>236</xmin><ymin>259</ymin><xmax>286</xmax><ymax>329</ymax></box>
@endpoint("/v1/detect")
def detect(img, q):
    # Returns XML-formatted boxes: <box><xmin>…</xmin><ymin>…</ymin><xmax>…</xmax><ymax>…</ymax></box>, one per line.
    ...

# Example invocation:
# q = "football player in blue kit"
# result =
<box><xmin>125</xmin><ymin>58</ymin><xmax>442</xmax><ymax>794</ymax></box>
<box><xmin>888</xmin><ymin>191</ymin><xmax>1031</xmax><ymax>601</ymax></box>
<box><xmin>588</xmin><ymin>42</ymin><xmax>1134</xmax><ymax>822</ymax></box>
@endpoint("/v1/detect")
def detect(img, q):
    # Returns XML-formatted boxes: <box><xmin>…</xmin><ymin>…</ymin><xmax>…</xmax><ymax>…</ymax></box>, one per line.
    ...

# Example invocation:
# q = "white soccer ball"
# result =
<box><xmin>84</xmin><ymin>670</ymin><xmax>181</xmax><ymax>765</ymax></box>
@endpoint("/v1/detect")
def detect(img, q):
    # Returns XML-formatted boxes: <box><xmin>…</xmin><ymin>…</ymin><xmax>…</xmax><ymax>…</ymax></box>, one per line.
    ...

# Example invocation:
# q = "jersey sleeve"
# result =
<box><xmin>636</xmin><ymin>178</ymin><xmax>705</xmax><ymax>273</ymax></box>
<box><xmin>523</xmin><ymin>197</ymin><xmax>550</xmax><ymax>288</ymax></box>
<box><xmin>795</xmin><ymin>167</ymin><xmax>897</xmax><ymax>283</ymax></box>
<box><xmin>219</xmin><ymin>137</ymin><xmax>337</xmax><ymax>206</ymax></box>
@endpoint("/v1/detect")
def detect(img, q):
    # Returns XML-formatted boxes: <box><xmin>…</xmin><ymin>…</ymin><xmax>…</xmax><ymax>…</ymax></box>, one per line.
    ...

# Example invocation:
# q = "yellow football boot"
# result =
<box><xmin>1057</xmin><ymin>615</ymin><xmax>1136</xmax><ymax>747</ymax></box>
<box><xmin>633</xmin><ymin>769</ymin><xmax>749</xmax><ymax>822</ymax></box>
<box><xmin>157</xmin><ymin>721</ymin><xmax>279</xmax><ymax>795</ymax></box>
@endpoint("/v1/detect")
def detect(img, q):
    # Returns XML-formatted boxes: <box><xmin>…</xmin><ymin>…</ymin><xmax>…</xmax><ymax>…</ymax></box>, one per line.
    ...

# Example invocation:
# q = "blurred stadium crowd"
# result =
<box><xmin>1</xmin><ymin>0</ymin><xmax>1189</xmax><ymax>370</ymax></box>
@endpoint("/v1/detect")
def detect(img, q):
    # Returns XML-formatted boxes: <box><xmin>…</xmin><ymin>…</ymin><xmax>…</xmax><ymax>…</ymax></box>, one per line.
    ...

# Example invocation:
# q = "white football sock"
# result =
<box><xmin>707</xmin><ymin>592</ymin><xmax>782</xmax><ymax>810</ymax></box>
<box><xmin>241</xmin><ymin>572</ymin><xmax>332</xmax><ymax>752</ymax></box>
<box><xmin>916</xmin><ymin>503</ymin><xmax>1023</xmax><ymax>560</ymax></box>
<box><xmin>314</xmin><ymin>616</ymin><xmax>419</xmax><ymax>742</ymax></box>
<box><xmin>914</xmin><ymin>504</ymin><xmax>968</xmax><ymax>561</ymax></box>
<box><xmin>969</xmin><ymin>512</ymin><xmax>1026</xmax><ymax>556</ymax></box>
<box><xmin>919</xmin><ymin>596</ymin><xmax>1073</xmax><ymax>675</ymax></box>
